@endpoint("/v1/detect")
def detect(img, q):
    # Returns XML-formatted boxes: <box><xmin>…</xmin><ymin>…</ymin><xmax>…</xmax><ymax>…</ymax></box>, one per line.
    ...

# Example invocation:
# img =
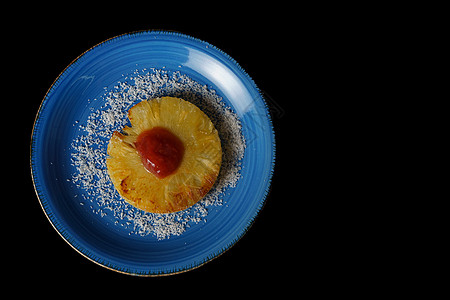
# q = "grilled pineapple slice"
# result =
<box><xmin>106</xmin><ymin>97</ymin><xmax>222</xmax><ymax>214</ymax></box>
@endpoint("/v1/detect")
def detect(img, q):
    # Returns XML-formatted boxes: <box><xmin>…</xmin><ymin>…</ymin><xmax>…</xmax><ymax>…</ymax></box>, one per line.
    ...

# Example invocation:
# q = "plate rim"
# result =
<box><xmin>30</xmin><ymin>30</ymin><xmax>276</xmax><ymax>276</ymax></box>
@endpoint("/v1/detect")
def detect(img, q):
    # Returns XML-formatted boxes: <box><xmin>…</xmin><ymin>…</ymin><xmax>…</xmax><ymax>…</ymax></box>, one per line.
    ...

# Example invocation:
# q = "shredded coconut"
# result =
<box><xmin>70</xmin><ymin>68</ymin><xmax>245</xmax><ymax>240</ymax></box>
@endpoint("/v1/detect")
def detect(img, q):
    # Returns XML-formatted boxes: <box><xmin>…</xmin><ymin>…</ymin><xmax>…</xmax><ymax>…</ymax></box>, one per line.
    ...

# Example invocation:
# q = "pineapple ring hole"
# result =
<box><xmin>135</xmin><ymin>127</ymin><xmax>185</xmax><ymax>179</ymax></box>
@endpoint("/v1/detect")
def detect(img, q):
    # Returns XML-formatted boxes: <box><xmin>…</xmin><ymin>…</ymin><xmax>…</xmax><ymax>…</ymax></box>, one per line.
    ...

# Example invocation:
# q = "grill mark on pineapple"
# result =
<box><xmin>170</xmin><ymin>173</ymin><xmax>216</xmax><ymax>210</ymax></box>
<box><xmin>172</xmin><ymin>190</ymin><xmax>189</xmax><ymax>210</ymax></box>
<box><xmin>120</xmin><ymin>175</ymin><xmax>130</xmax><ymax>193</ymax></box>
<box><xmin>200</xmin><ymin>173</ymin><xmax>215</xmax><ymax>196</ymax></box>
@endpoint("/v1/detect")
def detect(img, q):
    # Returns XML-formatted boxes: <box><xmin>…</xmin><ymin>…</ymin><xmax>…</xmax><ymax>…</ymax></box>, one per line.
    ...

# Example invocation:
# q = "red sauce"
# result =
<box><xmin>135</xmin><ymin>127</ymin><xmax>185</xmax><ymax>179</ymax></box>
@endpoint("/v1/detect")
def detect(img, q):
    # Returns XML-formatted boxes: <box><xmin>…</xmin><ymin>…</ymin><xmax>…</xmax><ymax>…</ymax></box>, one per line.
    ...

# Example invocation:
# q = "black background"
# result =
<box><xmin>16</xmin><ymin>10</ymin><xmax>301</xmax><ymax>289</ymax></box>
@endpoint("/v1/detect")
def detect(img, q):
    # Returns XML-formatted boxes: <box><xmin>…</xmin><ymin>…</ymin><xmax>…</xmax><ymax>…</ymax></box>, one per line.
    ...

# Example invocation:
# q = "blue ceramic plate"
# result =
<box><xmin>31</xmin><ymin>31</ymin><xmax>275</xmax><ymax>276</ymax></box>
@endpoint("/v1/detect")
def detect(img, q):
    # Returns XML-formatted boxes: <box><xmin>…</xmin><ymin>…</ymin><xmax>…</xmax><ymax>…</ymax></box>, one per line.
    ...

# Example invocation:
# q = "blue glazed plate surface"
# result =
<box><xmin>31</xmin><ymin>31</ymin><xmax>275</xmax><ymax>275</ymax></box>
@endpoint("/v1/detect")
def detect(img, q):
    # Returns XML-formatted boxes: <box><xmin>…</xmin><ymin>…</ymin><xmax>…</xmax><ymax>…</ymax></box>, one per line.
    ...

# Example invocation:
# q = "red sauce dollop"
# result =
<box><xmin>135</xmin><ymin>127</ymin><xmax>185</xmax><ymax>179</ymax></box>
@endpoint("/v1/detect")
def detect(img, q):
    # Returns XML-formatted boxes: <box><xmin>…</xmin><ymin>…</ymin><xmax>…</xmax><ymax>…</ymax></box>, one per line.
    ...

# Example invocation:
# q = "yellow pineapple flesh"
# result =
<box><xmin>106</xmin><ymin>97</ymin><xmax>222</xmax><ymax>214</ymax></box>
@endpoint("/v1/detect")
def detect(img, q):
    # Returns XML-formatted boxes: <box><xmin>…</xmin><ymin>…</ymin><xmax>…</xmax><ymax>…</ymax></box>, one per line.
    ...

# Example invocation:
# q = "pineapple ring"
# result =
<box><xmin>106</xmin><ymin>97</ymin><xmax>222</xmax><ymax>214</ymax></box>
